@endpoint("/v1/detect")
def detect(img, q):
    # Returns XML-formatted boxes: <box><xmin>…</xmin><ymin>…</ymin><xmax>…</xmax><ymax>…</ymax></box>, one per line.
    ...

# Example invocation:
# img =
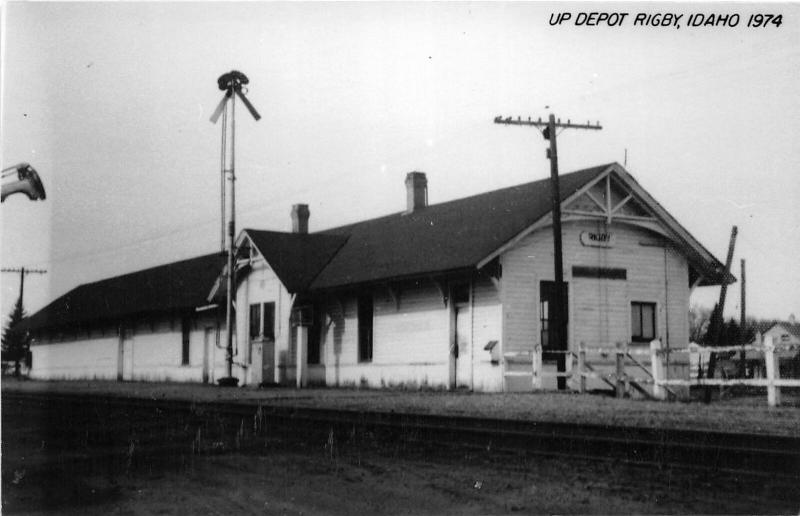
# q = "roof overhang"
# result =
<box><xmin>308</xmin><ymin>266</ymin><xmax>476</xmax><ymax>295</ymax></box>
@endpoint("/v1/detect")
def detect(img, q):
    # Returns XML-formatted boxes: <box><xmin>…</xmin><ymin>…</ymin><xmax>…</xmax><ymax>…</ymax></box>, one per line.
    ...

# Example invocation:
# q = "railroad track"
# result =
<box><xmin>3</xmin><ymin>391</ymin><xmax>798</xmax><ymax>478</ymax></box>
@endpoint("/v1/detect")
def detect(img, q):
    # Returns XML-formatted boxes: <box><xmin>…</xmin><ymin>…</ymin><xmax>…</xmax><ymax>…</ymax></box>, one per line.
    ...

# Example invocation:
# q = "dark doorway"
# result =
<box><xmin>539</xmin><ymin>280</ymin><xmax>569</xmax><ymax>360</ymax></box>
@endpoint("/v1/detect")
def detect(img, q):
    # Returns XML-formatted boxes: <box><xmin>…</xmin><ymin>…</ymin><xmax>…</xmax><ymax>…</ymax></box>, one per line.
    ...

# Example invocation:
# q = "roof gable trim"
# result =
<box><xmin>477</xmin><ymin>163</ymin><xmax>730</xmax><ymax>285</ymax></box>
<box><xmin>476</xmin><ymin>164</ymin><xmax>616</xmax><ymax>269</ymax></box>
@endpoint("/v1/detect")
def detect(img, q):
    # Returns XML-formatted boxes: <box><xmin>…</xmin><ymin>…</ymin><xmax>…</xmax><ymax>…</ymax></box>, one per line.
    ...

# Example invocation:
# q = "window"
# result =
<box><xmin>358</xmin><ymin>294</ymin><xmax>373</xmax><ymax>362</ymax></box>
<box><xmin>249</xmin><ymin>302</ymin><xmax>276</xmax><ymax>341</ymax></box>
<box><xmin>308</xmin><ymin>304</ymin><xmax>322</xmax><ymax>365</ymax></box>
<box><xmin>249</xmin><ymin>304</ymin><xmax>262</xmax><ymax>340</ymax></box>
<box><xmin>181</xmin><ymin>317</ymin><xmax>191</xmax><ymax>365</ymax></box>
<box><xmin>631</xmin><ymin>302</ymin><xmax>656</xmax><ymax>343</ymax></box>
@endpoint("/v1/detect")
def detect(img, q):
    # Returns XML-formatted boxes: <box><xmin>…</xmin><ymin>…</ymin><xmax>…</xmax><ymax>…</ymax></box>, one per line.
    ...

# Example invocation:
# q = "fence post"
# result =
<box><xmin>650</xmin><ymin>339</ymin><xmax>665</xmax><ymax>400</ymax></box>
<box><xmin>296</xmin><ymin>324</ymin><xmax>308</xmax><ymax>388</ymax></box>
<box><xmin>688</xmin><ymin>342</ymin><xmax>699</xmax><ymax>380</ymax></box>
<box><xmin>566</xmin><ymin>351</ymin><xmax>574</xmax><ymax>389</ymax></box>
<box><xmin>765</xmin><ymin>335</ymin><xmax>781</xmax><ymax>407</ymax></box>
<box><xmin>578</xmin><ymin>342</ymin><xmax>586</xmax><ymax>394</ymax></box>
<box><xmin>615</xmin><ymin>341</ymin><xmax>625</xmax><ymax>398</ymax></box>
<box><xmin>532</xmin><ymin>345</ymin><xmax>543</xmax><ymax>390</ymax></box>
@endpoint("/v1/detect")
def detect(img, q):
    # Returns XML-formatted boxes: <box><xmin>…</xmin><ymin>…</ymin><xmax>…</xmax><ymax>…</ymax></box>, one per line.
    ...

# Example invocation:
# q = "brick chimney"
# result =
<box><xmin>405</xmin><ymin>171</ymin><xmax>428</xmax><ymax>213</ymax></box>
<box><xmin>291</xmin><ymin>204</ymin><xmax>309</xmax><ymax>234</ymax></box>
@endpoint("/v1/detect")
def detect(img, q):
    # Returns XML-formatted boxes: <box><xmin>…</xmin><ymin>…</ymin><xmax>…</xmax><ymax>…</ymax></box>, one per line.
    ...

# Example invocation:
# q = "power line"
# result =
<box><xmin>1</xmin><ymin>267</ymin><xmax>48</xmax><ymax>308</ymax></box>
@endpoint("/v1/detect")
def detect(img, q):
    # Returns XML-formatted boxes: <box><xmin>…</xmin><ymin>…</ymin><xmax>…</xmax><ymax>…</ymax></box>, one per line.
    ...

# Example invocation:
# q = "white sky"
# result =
<box><xmin>2</xmin><ymin>2</ymin><xmax>799</xmax><ymax>323</ymax></box>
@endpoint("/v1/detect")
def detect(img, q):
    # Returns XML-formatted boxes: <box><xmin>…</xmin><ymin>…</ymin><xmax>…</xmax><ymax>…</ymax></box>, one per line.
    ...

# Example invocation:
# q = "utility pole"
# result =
<box><xmin>210</xmin><ymin>70</ymin><xmax>261</xmax><ymax>386</ymax></box>
<box><xmin>703</xmin><ymin>225</ymin><xmax>737</xmax><ymax>401</ymax></box>
<box><xmin>494</xmin><ymin>114</ymin><xmax>602</xmax><ymax>390</ymax></box>
<box><xmin>2</xmin><ymin>267</ymin><xmax>48</xmax><ymax>307</ymax></box>
<box><xmin>739</xmin><ymin>258</ymin><xmax>746</xmax><ymax>377</ymax></box>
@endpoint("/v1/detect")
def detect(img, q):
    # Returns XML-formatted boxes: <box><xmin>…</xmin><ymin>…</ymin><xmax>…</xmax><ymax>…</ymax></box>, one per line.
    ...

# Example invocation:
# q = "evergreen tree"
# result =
<box><xmin>2</xmin><ymin>298</ymin><xmax>30</xmax><ymax>378</ymax></box>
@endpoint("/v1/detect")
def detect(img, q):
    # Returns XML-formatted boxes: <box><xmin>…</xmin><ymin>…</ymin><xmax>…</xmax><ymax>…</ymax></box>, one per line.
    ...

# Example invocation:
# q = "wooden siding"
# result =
<box><xmin>317</xmin><ymin>277</ymin><xmax>503</xmax><ymax>391</ymax></box>
<box><xmin>471</xmin><ymin>275</ymin><xmax>503</xmax><ymax>392</ymax></box>
<box><xmin>500</xmin><ymin>220</ymin><xmax>691</xmax><ymax>391</ymax></box>
<box><xmin>29</xmin><ymin>312</ymin><xmax>222</xmax><ymax>382</ymax></box>
<box><xmin>30</xmin><ymin>337</ymin><xmax>119</xmax><ymax>380</ymax></box>
<box><xmin>321</xmin><ymin>281</ymin><xmax>451</xmax><ymax>388</ymax></box>
<box><xmin>236</xmin><ymin>257</ymin><xmax>293</xmax><ymax>385</ymax></box>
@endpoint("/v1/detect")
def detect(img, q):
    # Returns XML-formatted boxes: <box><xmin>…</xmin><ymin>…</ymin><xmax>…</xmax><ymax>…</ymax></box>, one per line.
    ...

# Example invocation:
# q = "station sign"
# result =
<box><xmin>580</xmin><ymin>231</ymin><xmax>615</xmax><ymax>248</ymax></box>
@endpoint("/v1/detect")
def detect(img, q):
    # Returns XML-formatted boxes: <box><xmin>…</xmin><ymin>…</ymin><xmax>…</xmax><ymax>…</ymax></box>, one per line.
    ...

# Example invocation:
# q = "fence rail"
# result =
<box><xmin>651</xmin><ymin>335</ymin><xmax>795</xmax><ymax>407</ymax></box>
<box><xmin>503</xmin><ymin>335</ymin><xmax>797</xmax><ymax>407</ymax></box>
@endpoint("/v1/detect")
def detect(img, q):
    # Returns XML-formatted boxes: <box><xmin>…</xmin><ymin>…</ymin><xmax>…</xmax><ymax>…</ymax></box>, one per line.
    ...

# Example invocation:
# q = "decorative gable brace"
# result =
<box><xmin>562</xmin><ymin>173</ymin><xmax>653</xmax><ymax>226</ymax></box>
<box><xmin>476</xmin><ymin>163</ymin><xmax>731</xmax><ymax>286</ymax></box>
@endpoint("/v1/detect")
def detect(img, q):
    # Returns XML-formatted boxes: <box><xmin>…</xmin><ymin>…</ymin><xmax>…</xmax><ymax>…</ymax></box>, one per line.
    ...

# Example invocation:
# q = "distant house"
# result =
<box><xmin>746</xmin><ymin>320</ymin><xmax>800</xmax><ymax>378</ymax></box>
<box><xmin>761</xmin><ymin>321</ymin><xmax>800</xmax><ymax>349</ymax></box>
<box><xmin>24</xmin><ymin>162</ymin><xmax>732</xmax><ymax>391</ymax></box>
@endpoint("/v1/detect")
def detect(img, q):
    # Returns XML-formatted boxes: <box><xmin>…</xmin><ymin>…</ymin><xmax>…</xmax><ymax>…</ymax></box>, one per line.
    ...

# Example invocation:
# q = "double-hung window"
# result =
<box><xmin>249</xmin><ymin>302</ymin><xmax>276</xmax><ymax>341</ymax></box>
<box><xmin>631</xmin><ymin>302</ymin><xmax>656</xmax><ymax>343</ymax></box>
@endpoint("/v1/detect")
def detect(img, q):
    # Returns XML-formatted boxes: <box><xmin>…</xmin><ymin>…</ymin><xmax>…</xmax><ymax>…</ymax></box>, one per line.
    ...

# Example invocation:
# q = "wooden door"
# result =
<box><xmin>540</xmin><ymin>281</ymin><xmax>568</xmax><ymax>358</ymax></box>
<box><xmin>450</xmin><ymin>284</ymin><xmax>471</xmax><ymax>389</ymax></box>
<box><xmin>250</xmin><ymin>341</ymin><xmax>263</xmax><ymax>386</ymax></box>
<box><xmin>455</xmin><ymin>300</ymin><xmax>471</xmax><ymax>388</ymax></box>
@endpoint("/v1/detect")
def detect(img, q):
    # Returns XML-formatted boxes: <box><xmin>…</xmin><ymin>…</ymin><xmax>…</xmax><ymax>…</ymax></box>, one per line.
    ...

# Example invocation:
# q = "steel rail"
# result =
<box><xmin>4</xmin><ymin>391</ymin><xmax>798</xmax><ymax>478</ymax></box>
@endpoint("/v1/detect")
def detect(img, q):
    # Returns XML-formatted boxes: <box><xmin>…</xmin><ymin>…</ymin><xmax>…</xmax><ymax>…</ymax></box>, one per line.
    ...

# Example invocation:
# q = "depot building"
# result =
<box><xmin>23</xmin><ymin>163</ymin><xmax>731</xmax><ymax>391</ymax></box>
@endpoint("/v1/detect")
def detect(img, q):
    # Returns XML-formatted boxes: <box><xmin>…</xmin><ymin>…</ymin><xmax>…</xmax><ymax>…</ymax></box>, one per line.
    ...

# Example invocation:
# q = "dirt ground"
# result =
<box><xmin>3</xmin><ymin>394</ymin><xmax>799</xmax><ymax>515</ymax></box>
<box><xmin>4</xmin><ymin>433</ymin><xmax>799</xmax><ymax>515</ymax></box>
<box><xmin>7</xmin><ymin>449</ymin><xmax>798</xmax><ymax>516</ymax></box>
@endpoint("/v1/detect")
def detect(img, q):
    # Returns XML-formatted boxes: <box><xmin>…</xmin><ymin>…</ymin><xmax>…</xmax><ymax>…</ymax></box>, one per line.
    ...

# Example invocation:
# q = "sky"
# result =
<box><xmin>2</xmin><ymin>2</ymin><xmax>799</xmax><ymax>325</ymax></box>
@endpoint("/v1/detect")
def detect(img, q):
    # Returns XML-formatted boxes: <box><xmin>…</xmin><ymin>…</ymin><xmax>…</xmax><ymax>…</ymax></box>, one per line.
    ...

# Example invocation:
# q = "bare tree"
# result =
<box><xmin>688</xmin><ymin>304</ymin><xmax>712</xmax><ymax>343</ymax></box>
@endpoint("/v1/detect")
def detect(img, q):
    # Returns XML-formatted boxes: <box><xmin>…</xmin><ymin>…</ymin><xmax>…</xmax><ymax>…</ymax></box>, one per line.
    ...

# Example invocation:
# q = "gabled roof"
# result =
<box><xmin>607</xmin><ymin>165</ymin><xmax>734</xmax><ymax>286</ymax></box>
<box><xmin>24</xmin><ymin>163</ymin><xmax>732</xmax><ymax>334</ymax></box>
<box><xmin>241</xmin><ymin>229</ymin><xmax>348</xmax><ymax>293</ymax></box>
<box><xmin>752</xmin><ymin>320</ymin><xmax>778</xmax><ymax>337</ymax></box>
<box><xmin>761</xmin><ymin>322</ymin><xmax>800</xmax><ymax>339</ymax></box>
<box><xmin>311</xmin><ymin>164</ymin><xmax>610</xmax><ymax>289</ymax></box>
<box><xmin>309</xmin><ymin>162</ymin><xmax>730</xmax><ymax>289</ymax></box>
<box><xmin>22</xmin><ymin>253</ymin><xmax>225</xmax><ymax>332</ymax></box>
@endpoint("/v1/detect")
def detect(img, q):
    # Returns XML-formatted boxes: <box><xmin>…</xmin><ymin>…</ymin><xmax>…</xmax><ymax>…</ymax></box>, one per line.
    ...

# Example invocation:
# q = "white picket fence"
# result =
<box><xmin>651</xmin><ymin>335</ymin><xmax>800</xmax><ymax>407</ymax></box>
<box><xmin>505</xmin><ymin>336</ymin><xmax>799</xmax><ymax>407</ymax></box>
